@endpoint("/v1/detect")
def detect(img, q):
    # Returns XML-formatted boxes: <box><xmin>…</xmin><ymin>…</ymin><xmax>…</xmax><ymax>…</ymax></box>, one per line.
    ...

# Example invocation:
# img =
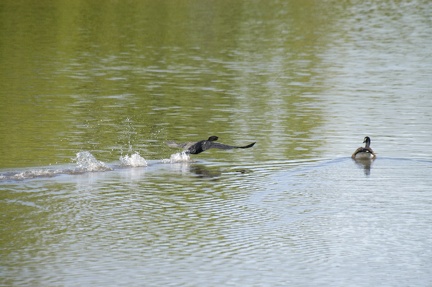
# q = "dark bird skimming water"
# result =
<box><xmin>166</xmin><ymin>136</ymin><xmax>256</xmax><ymax>155</ymax></box>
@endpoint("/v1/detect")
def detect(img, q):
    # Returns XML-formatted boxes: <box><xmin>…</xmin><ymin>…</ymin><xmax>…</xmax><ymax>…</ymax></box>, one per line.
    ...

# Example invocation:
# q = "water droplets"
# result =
<box><xmin>162</xmin><ymin>151</ymin><xmax>191</xmax><ymax>163</ymax></box>
<box><xmin>74</xmin><ymin>151</ymin><xmax>111</xmax><ymax>172</ymax></box>
<box><xmin>119</xmin><ymin>152</ymin><xmax>148</xmax><ymax>167</ymax></box>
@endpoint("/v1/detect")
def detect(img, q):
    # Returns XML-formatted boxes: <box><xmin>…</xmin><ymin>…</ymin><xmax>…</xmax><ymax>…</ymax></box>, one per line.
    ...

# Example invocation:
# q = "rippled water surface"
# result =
<box><xmin>1</xmin><ymin>1</ymin><xmax>432</xmax><ymax>286</ymax></box>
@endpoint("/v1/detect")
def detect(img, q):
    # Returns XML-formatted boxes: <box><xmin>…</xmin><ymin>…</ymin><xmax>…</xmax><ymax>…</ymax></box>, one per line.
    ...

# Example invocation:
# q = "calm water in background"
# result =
<box><xmin>1</xmin><ymin>0</ymin><xmax>432</xmax><ymax>286</ymax></box>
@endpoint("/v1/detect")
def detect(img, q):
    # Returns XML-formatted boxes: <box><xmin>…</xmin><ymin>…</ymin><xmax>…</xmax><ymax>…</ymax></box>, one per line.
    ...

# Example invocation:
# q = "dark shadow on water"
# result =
<box><xmin>187</xmin><ymin>164</ymin><xmax>254</xmax><ymax>179</ymax></box>
<box><xmin>189</xmin><ymin>164</ymin><xmax>222</xmax><ymax>178</ymax></box>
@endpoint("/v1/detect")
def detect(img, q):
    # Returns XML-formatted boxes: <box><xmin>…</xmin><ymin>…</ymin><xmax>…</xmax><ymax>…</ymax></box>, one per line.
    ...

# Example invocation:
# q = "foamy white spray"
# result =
<box><xmin>74</xmin><ymin>151</ymin><xmax>111</xmax><ymax>172</ymax></box>
<box><xmin>162</xmin><ymin>151</ymin><xmax>191</xmax><ymax>163</ymax></box>
<box><xmin>119</xmin><ymin>152</ymin><xmax>147</xmax><ymax>167</ymax></box>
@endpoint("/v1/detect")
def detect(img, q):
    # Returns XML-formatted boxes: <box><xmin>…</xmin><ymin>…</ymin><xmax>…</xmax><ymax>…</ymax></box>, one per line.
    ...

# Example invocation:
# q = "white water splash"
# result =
<box><xmin>162</xmin><ymin>151</ymin><xmax>191</xmax><ymax>163</ymax></box>
<box><xmin>119</xmin><ymin>152</ymin><xmax>148</xmax><ymax>167</ymax></box>
<box><xmin>74</xmin><ymin>151</ymin><xmax>111</xmax><ymax>172</ymax></box>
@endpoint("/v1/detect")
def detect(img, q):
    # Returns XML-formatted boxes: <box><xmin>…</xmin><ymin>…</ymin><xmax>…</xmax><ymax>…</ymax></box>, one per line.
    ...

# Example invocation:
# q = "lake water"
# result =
<box><xmin>1</xmin><ymin>1</ymin><xmax>432</xmax><ymax>286</ymax></box>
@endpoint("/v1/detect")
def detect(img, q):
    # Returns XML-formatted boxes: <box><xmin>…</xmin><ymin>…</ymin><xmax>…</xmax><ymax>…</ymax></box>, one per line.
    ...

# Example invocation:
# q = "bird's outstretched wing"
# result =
<box><xmin>210</xmin><ymin>142</ymin><xmax>256</xmax><ymax>150</ymax></box>
<box><xmin>166</xmin><ymin>141</ymin><xmax>195</xmax><ymax>150</ymax></box>
<box><xmin>166</xmin><ymin>138</ymin><xmax>256</xmax><ymax>155</ymax></box>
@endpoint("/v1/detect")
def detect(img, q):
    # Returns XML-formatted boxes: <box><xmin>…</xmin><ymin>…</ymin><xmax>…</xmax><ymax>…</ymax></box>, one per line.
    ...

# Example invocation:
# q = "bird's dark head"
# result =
<box><xmin>207</xmin><ymin>136</ymin><xmax>219</xmax><ymax>141</ymax></box>
<box><xmin>363</xmin><ymin>136</ymin><xmax>371</xmax><ymax>146</ymax></box>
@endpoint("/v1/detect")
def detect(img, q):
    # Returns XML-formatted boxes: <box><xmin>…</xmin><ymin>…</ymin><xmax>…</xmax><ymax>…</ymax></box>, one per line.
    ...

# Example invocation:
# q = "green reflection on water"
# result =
<box><xmin>0</xmin><ymin>0</ymin><xmax>338</xmax><ymax>168</ymax></box>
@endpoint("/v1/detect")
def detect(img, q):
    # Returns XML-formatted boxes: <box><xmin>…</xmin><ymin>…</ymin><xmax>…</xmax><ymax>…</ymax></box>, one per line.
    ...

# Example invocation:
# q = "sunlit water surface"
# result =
<box><xmin>1</xmin><ymin>1</ymin><xmax>432</xmax><ymax>286</ymax></box>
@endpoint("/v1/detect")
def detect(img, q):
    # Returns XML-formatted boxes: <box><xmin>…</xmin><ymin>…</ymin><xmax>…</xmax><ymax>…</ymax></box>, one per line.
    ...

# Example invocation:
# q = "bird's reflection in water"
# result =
<box><xmin>189</xmin><ymin>164</ymin><xmax>222</xmax><ymax>178</ymax></box>
<box><xmin>353</xmin><ymin>158</ymin><xmax>375</xmax><ymax>176</ymax></box>
<box><xmin>188</xmin><ymin>164</ymin><xmax>253</xmax><ymax>178</ymax></box>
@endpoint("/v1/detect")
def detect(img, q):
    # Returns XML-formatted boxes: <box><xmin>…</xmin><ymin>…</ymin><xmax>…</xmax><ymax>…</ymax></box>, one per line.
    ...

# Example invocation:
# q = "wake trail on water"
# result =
<box><xmin>0</xmin><ymin>149</ymin><xmax>196</xmax><ymax>182</ymax></box>
<box><xmin>0</xmin><ymin>151</ymin><xmax>147</xmax><ymax>181</ymax></box>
